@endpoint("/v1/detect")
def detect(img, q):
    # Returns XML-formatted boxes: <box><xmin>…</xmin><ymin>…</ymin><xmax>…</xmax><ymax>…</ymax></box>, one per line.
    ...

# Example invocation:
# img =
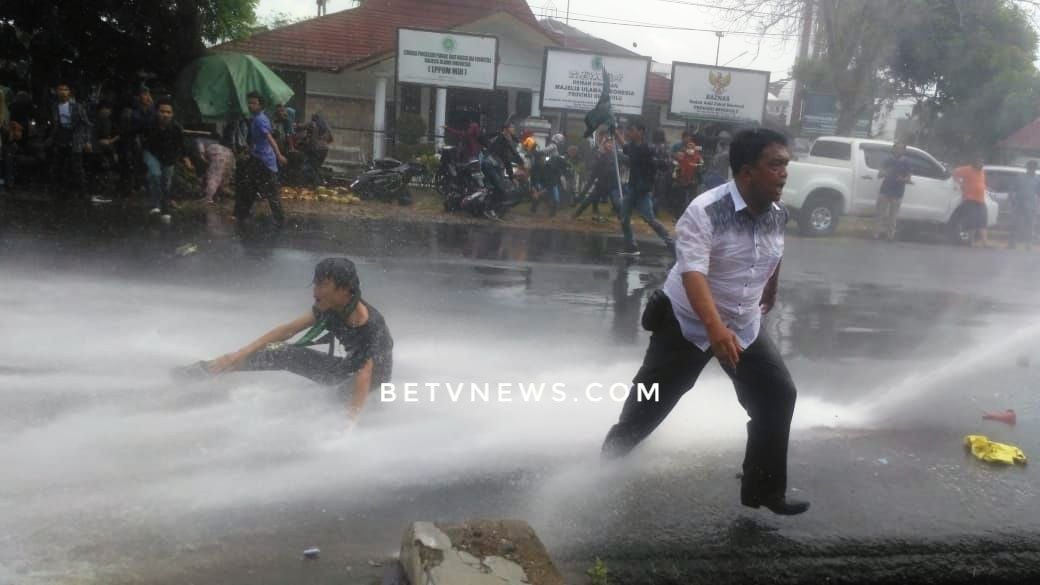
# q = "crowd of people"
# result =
<box><xmin>441</xmin><ymin>116</ymin><xmax>1040</xmax><ymax>255</ymax></box>
<box><xmin>443</xmin><ymin>116</ymin><xmax>733</xmax><ymax>256</ymax></box>
<box><xmin>0</xmin><ymin>83</ymin><xmax>333</xmax><ymax>226</ymax></box>
<box><xmin>487</xmin><ymin>120</ymin><xmax>1038</xmax><ymax>254</ymax></box>
<box><xmin>874</xmin><ymin>142</ymin><xmax>1039</xmax><ymax>249</ymax></box>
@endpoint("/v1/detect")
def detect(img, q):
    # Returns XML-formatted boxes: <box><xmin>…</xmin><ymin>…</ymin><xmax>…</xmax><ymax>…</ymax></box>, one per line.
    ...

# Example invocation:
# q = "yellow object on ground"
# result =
<box><xmin>964</xmin><ymin>435</ymin><xmax>1027</xmax><ymax>465</ymax></box>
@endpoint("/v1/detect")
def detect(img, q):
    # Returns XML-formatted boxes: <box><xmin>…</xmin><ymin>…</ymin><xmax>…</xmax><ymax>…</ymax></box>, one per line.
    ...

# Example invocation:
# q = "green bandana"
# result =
<box><xmin>292</xmin><ymin>292</ymin><xmax>361</xmax><ymax>347</ymax></box>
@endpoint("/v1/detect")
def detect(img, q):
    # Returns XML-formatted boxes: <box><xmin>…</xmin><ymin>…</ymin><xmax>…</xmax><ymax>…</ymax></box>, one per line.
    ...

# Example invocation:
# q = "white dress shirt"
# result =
<box><xmin>663</xmin><ymin>181</ymin><xmax>788</xmax><ymax>350</ymax></box>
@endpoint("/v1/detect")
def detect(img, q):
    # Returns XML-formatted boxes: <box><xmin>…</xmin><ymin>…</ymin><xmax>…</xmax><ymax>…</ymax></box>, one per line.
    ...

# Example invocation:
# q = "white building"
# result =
<box><xmin>217</xmin><ymin>0</ymin><xmax>677</xmax><ymax>160</ymax></box>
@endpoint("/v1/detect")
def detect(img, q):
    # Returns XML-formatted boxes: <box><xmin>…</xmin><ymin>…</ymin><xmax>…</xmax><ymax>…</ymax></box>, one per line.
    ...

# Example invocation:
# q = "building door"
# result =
<box><xmin>272</xmin><ymin>69</ymin><xmax>307</xmax><ymax>119</ymax></box>
<box><xmin>446</xmin><ymin>88</ymin><xmax>508</xmax><ymax>135</ymax></box>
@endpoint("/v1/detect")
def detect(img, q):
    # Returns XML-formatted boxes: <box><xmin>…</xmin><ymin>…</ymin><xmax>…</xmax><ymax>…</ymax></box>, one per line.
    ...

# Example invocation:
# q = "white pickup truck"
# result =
<box><xmin>782</xmin><ymin>137</ymin><xmax>999</xmax><ymax>243</ymax></box>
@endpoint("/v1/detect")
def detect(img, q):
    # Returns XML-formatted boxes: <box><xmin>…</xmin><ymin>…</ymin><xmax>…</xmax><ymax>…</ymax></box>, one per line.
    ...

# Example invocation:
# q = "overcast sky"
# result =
<box><xmin>256</xmin><ymin>0</ymin><xmax>799</xmax><ymax>81</ymax></box>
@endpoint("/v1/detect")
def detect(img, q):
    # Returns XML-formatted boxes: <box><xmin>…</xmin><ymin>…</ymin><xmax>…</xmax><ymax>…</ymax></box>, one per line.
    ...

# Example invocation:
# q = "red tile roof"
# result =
<box><xmin>218</xmin><ymin>1</ymin><xmax>675</xmax><ymax>106</ymax></box>
<box><xmin>216</xmin><ymin>0</ymin><xmax>547</xmax><ymax>71</ymax></box>
<box><xmin>540</xmin><ymin>18</ymin><xmax>640</xmax><ymax>57</ymax></box>
<box><xmin>1000</xmin><ymin>117</ymin><xmax>1040</xmax><ymax>151</ymax></box>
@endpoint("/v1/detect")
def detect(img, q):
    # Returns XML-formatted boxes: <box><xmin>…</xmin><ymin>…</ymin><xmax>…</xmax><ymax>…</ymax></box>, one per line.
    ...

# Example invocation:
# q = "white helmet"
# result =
<box><xmin>551</xmin><ymin>133</ymin><xmax>565</xmax><ymax>145</ymax></box>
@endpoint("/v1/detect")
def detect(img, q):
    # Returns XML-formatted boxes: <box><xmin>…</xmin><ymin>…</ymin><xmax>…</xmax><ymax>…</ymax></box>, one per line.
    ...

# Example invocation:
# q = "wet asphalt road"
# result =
<box><xmin>2</xmin><ymin>200</ymin><xmax>1040</xmax><ymax>584</ymax></box>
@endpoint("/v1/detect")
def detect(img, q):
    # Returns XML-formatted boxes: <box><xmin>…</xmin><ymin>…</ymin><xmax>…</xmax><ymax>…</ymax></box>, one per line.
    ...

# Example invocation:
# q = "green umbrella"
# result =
<box><xmin>176</xmin><ymin>52</ymin><xmax>294</xmax><ymax>120</ymax></box>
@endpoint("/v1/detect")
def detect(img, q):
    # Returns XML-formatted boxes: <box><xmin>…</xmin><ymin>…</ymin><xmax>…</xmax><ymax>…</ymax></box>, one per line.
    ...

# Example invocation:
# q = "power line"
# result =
<box><xmin>534</xmin><ymin>10</ymin><xmax>798</xmax><ymax>38</ymax></box>
<box><xmin>324</xmin><ymin>1</ymin><xmax>797</xmax><ymax>39</ymax></box>
<box><xmin>543</xmin><ymin>15</ymin><xmax>797</xmax><ymax>38</ymax></box>
<box><xmin>651</xmin><ymin>0</ymin><xmax>802</xmax><ymax>20</ymax></box>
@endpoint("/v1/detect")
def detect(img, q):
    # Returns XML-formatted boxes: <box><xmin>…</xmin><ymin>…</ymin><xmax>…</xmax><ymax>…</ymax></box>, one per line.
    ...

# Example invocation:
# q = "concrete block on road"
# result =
<box><xmin>399</xmin><ymin>519</ymin><xmax>564</xmax><ymax>585</ymax></box>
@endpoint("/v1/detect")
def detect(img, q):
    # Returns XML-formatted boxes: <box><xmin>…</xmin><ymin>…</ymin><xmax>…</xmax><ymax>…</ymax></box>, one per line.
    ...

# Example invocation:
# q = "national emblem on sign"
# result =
<box><xmin>709</xmin><ymin>70</ymin><xmax>732</xmax><ymax>95</ymax></box>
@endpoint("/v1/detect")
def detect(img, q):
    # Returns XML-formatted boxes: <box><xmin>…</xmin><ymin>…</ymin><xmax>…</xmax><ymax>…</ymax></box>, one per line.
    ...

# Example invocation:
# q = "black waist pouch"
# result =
<box><xmin>641</xmin><ymin>289</ymin><xmax>673</xmax><ymax>332</ymax></box>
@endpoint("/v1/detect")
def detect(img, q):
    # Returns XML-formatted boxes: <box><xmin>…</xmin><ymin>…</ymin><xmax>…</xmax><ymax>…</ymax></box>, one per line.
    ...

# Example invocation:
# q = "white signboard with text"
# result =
<box><xmin>540</xmin><ymin>49</ymin><xmax>650</xmax><ymax>115</ymax></box>
<box><xmin>669</xmin><ymin>63</ymin><xmax>769</xmax><ymax>123</ymax></box>
<box><xmin>396</xmin><ymin>28</ymin><xmax>498</xmax><ymax>90</ymax></box>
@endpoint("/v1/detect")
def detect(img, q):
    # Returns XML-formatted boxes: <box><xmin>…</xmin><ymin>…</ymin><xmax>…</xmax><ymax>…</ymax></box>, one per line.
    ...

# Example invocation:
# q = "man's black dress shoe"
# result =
<box><xmin>741</xmin><ymin>494</ymin><xmax>810</xmax><ymax>516</ymax></box>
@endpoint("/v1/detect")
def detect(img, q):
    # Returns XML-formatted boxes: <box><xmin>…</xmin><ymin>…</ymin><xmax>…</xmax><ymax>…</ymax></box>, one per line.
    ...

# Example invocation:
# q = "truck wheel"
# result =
<box><xmin>798</xmin><ymin>192</ymin><xmax>841</xmax><ymax>237</ymax></box>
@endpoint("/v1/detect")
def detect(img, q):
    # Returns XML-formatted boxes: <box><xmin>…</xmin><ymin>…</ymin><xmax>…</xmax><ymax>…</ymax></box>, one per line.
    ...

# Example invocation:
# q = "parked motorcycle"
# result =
<box><xmin>434</xmin><ymin>144</ymin><xmax>459</xmax><ymax>197</ymax></box>
<box><xmin>445</xmin><ymin>159</ymin><xmax>487</xmax><ymax>215</ymax></box>
<box><xmin>436</xmin><ymin>147</ymin><xmax>516</xmax><ymax>220</ymax></box>
<box><xmin>350</xmin><ymin>158</ymin><xmax>424</xmax><ymax>205</ymax></box>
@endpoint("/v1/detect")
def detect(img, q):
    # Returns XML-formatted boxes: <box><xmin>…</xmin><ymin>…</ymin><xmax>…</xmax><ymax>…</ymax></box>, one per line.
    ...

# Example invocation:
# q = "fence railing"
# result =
<box><xmin>324</xmin><ymin>125</ymin><xmax>439</xmax><ymax>189</ymax></box>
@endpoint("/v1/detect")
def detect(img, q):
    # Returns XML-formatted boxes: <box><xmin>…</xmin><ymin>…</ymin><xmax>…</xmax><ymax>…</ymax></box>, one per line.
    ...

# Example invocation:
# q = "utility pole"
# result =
<box><xmin>714</xmin><ymin>32</ymin><xmax>724</xmax><ymax>66</ymax></box>
<box><xmin>566</xmin><ymin>1</ymin><xmax>571</xmax><ymax>24</ymax></box>
<box><xmin>789</xmin><ymin>0</ymin><xmax>814</xmax><ymax>131</ymax></box>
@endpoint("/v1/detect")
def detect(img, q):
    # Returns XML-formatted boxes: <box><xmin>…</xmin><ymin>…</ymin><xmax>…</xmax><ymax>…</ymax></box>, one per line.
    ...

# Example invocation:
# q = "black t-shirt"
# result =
<box><xmin>95</xmin><ymin>116</ymin><xmax>117</xmax><ymax>140</ymax></box>
<box><xmin>880</xmin><ymin>155</ymin><xmax>912</xmax><ymax>198</ymax></box>
<box><xmin>487</xmin><ymin>133</ymin><xmax>524</xmax><ymax>178</ymax></box>
<box><xmin>313</xmin><ymin>301</ymin><xmax>394</xmax><ymax>372</ymax></box>
<box><xmin>143</xmin><ymin>122</ymin><xmax>186</xmax><ymax>166</ymax></box>
<box><xmin>623</xmin><ymin>142</ymin><xmax>656</xmax><ymax>194</ymax></box>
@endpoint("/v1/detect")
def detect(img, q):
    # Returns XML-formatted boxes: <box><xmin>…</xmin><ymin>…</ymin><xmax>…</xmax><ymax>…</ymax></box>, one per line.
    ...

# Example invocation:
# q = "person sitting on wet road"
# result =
<box><xmin>601</xmin><ymin>128</ymin><xmax>809</xmax><ymax>516</ymax></box>
<box><xmin>183</xmin><ymin>257</ymin><xmax>393</xmax><ymax>426</ymax></box>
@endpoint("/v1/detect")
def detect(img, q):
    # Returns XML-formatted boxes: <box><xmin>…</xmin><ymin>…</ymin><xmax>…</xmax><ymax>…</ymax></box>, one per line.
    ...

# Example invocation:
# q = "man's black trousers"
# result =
<box><xmin>234</xmin><ymin>157</ymin><xmax>285</xmax><ymax>223</ymax></box>
<box><xmin>242</xmin><ymin>343</ymin><xmax>393</xmax><ymax>389</ymax></box>
<box><xmin>602</xmin><ymin>290</ymin><xmax>797</xmax><ymax>500</ymax></box>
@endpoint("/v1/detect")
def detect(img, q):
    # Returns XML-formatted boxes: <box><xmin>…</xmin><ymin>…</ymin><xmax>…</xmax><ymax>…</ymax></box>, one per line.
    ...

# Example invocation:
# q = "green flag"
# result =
<box><xmin>583</xmin><ymin>68</ymin><xmax>613</xmax><ymax>138</ymax></box>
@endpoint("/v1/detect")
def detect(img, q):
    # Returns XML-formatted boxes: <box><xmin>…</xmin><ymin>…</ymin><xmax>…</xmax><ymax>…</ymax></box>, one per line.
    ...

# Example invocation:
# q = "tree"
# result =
<box><xmin>719</xmin><ymin>0</ymin><xmax>1040</xmax><ymax>150</ymax></box>
<box><xmin>0</xmin><ymin>0</ymin><xmax>258</xmax><ymax>95</ymax></box>
<box><xmin>720</xmin><ymin>0</ymin><xmax>907</xmax><ymax>135</ymax></box>
<box><xmin>805</xmin><ymin>0</ymin><xmax>907</xmax><ymax>134</ymax></box>
<box><xmin>888</xmin><ymin>0</ymin><xmax>1040</xmax><ymax>158</ymax></box>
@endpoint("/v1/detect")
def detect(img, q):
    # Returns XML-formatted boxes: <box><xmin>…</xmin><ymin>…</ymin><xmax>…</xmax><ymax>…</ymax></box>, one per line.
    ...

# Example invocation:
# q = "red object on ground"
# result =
<box><xmin>982</xmin><ymin>409</ymin><xmax>1017</xmax><ymax>426</ymax></box>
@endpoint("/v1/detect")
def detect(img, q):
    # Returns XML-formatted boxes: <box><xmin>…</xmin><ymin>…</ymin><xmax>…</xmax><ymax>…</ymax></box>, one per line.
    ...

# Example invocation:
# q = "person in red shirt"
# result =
<box><xmin>672</xmin><ymin>134</ymin><xmax>703</xmax><ymax>216</ymax></box>
<box><xmin>443</xmin><ymin>121</ymin><xmax>482</xmax><ymax>161</ymax></box>
<box><xmin>952</xmin><ymin>157</ymin><xmax>989</xmax><ymax>247</ymax></box>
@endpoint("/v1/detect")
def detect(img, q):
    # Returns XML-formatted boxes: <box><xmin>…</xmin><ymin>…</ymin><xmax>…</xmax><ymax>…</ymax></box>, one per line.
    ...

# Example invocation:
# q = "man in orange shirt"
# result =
<box><xmin>952</xmin><ymin>157</ymin><xmax>989</xmax><ymax>247</ymax></box>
